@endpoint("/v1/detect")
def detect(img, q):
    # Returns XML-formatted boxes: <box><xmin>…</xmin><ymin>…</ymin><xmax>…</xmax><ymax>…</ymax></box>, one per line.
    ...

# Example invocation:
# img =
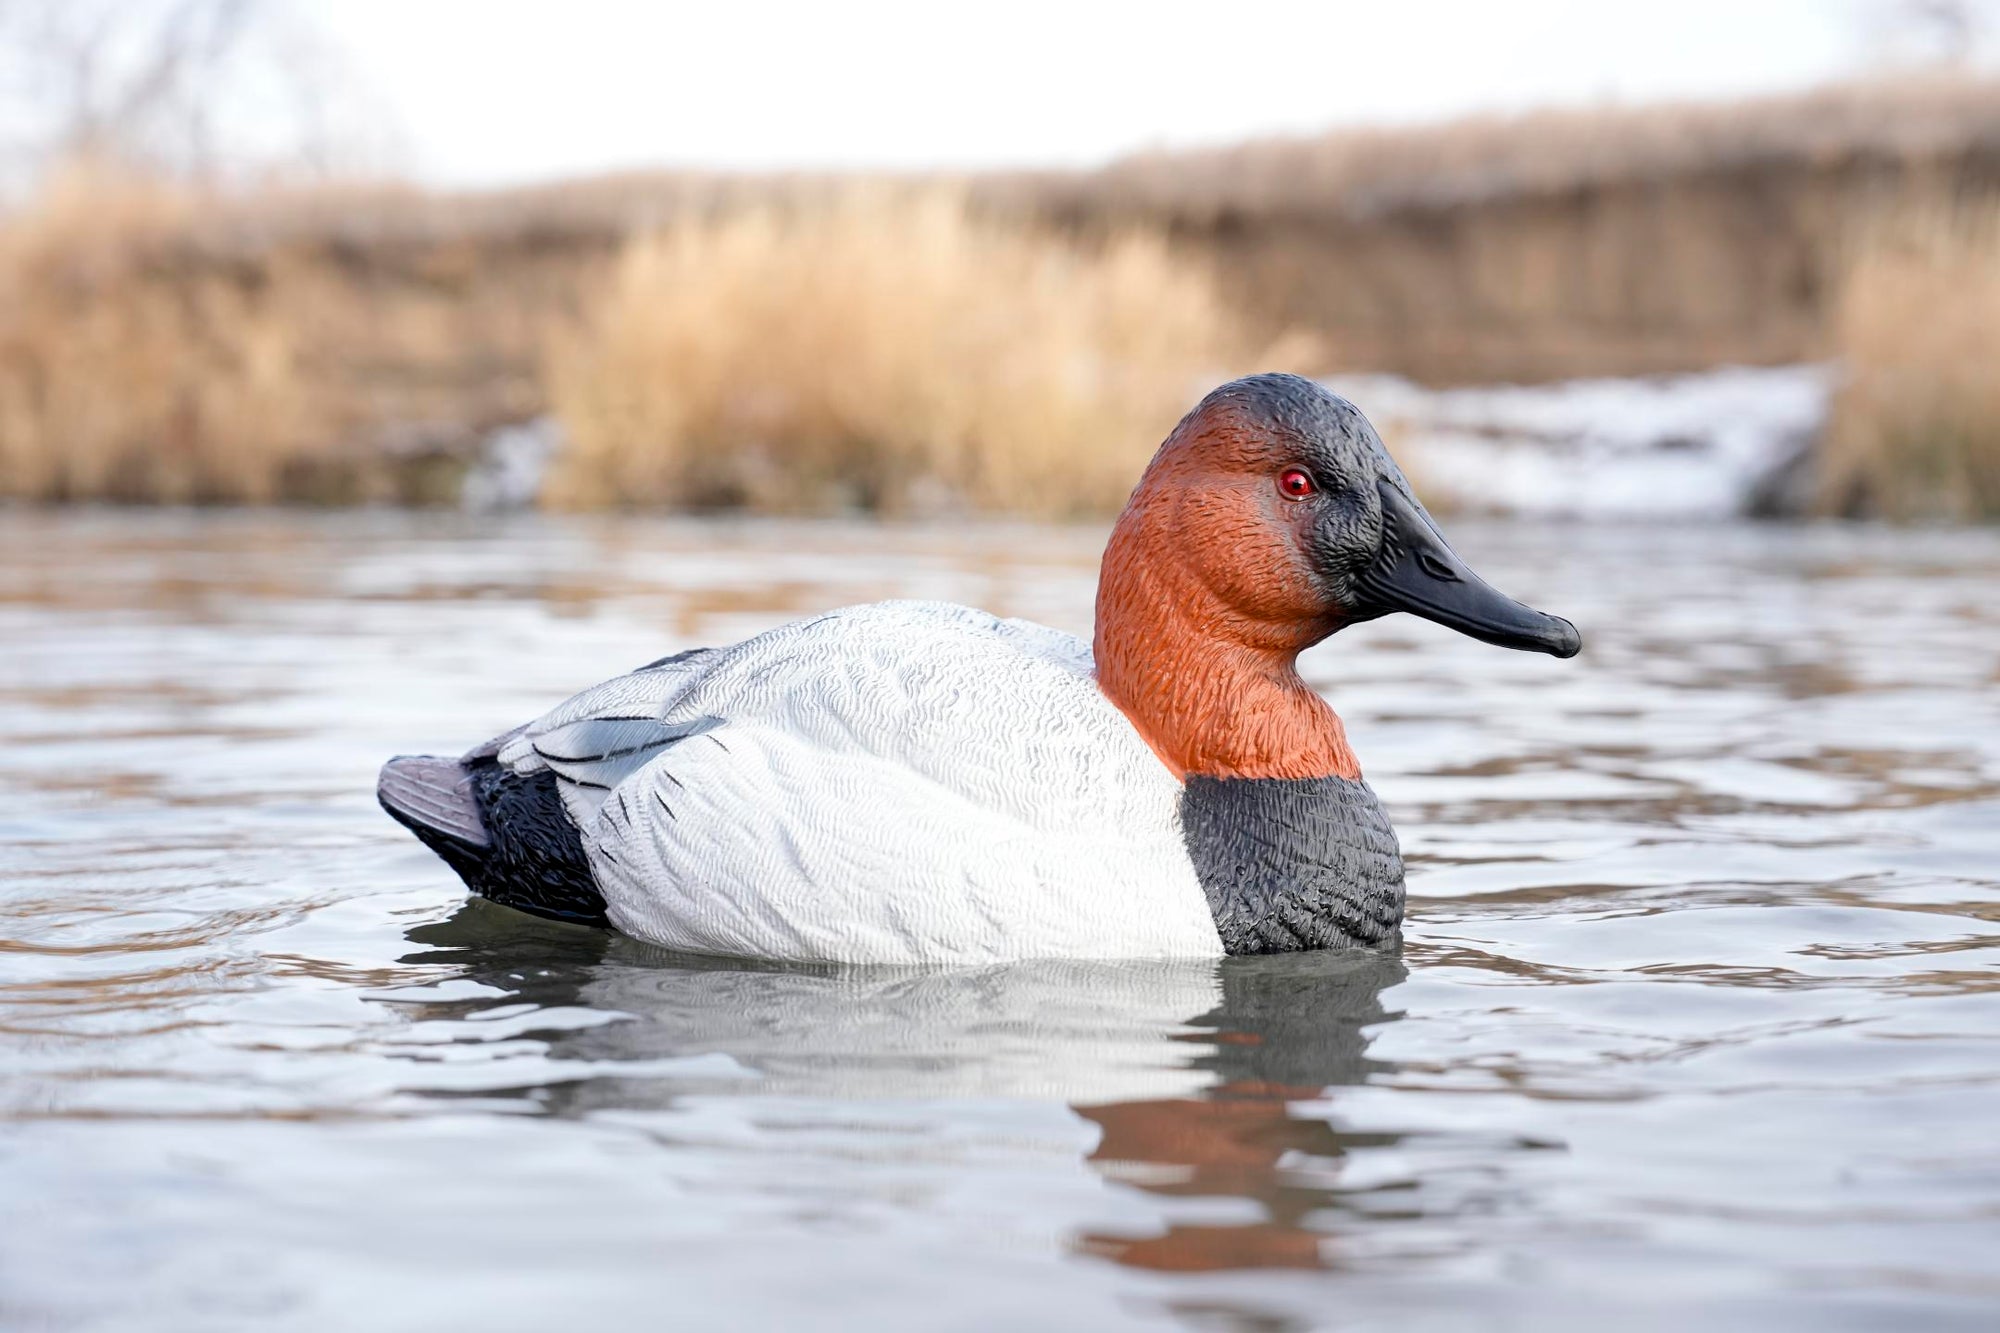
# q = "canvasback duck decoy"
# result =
<box><xmin>380</xmin><ymin>374</ymin><xmax>1579</xmax><ymax>963</ymax></box>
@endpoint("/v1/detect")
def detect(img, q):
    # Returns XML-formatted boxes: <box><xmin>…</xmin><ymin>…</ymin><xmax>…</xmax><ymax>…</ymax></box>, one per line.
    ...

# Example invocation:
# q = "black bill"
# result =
<box><xmin>1352</xmin><ymin>480</ymin><xmax>1581</xmax><ymax>658</ymax></box>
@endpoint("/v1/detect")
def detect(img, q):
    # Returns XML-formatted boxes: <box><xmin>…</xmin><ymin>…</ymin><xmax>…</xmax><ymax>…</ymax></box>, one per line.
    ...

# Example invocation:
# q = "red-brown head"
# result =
<box><xmin>1095</xmin><ymin>374</ymin><xmax>1578</xmax><ymax>781</ymax></box>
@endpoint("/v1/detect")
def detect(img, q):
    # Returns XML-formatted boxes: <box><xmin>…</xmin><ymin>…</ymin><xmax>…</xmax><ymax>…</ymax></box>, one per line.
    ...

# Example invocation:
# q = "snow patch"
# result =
<box><xmin>1328</xmin><ymin>364</ymin><xmax>1833</xmax><ymax>519</ymax></box>
<box><xmin>461</xmin><ymin>416</ymin><xmax>563</xmax><ymax>512</ymax></box>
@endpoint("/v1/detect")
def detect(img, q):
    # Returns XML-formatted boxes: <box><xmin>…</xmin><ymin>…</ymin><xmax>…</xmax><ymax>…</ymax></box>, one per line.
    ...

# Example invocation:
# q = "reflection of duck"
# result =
<box><xmin>1076</xmin><ymin>950</ymin><xmax>1406</xmax><ymax>1273</ymax></box>
<box><xmin>401</xmin><ymin>905</ymin><xmax>1404</xmax><ymax>1276</ymax></box>
<box><xmin>383</xmin><ymin>373</ymin><xmax>1577</xmax><ymax>963</ymax></box>
<box><xmin>401</xmin><ymin>899</ymin><xmax>1228</xmax><ymax>1107</ymax></box>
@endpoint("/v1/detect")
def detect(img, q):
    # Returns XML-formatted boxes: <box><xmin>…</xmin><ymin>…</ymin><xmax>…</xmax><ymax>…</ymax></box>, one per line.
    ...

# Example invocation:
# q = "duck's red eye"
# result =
<box><xmin>1279</xmin><ymin>468</ymin><xmax>1316</xmax><ymax>499</ymax></box>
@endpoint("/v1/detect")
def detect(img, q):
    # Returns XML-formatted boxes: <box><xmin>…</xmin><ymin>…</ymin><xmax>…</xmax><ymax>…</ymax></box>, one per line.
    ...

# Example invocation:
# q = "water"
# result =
<box><xmin>3</xmin><ymin>511</ymin><xmax>1997</xmax><ymax>1332</ymax></box>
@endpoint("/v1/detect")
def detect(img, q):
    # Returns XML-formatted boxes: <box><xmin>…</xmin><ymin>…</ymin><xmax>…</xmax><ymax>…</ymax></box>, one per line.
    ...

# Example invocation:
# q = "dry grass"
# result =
<box><xmin>1015</xmin><ymin>74</ymin><xmax>2000</xmax><ymax>384</ymax></box>
<box><xmin>1821</xmin><ymin>198</ymin><xmax>2000</xmax><ymax>520</ymax></box>
<box><xmin>542</xmin><ymin>190</ymin><xmax>1255</xmax><ymax>516</ymax></box>
<box><xmin>0</xmin><ymin>164</ymin><xmax>566</xmax><ymax>504</ymax></box>
<box><xmin>8</xmin><ymin>76</ymin><xmax>2000</xmax><ymax>518</ymax></box>
<box><xmin>0</xmin><ymin>166</ymin><xmax>332</xmax><ymax>502</ymax></box>
<box><xmin>0</xmin><ymin>174</ymin><xmax>1262</xmax><ymax>513</ymax></box>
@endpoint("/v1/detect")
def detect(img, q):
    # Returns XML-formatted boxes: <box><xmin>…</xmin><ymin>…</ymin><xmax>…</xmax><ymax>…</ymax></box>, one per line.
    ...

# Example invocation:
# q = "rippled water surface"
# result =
<box><xmin>3</xmin><ymin>511</ymin><xmax>1997</xmax><ymax>1331</ymax></box>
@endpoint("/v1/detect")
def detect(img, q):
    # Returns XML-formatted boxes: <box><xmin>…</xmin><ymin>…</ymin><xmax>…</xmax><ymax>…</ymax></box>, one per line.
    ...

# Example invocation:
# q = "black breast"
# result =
<box><xmin>461</xmin><ymin>762</ymin><xmax>607</xmax><ymax>926</ymax></box>
<box><xmin>1179</xmin><ymin>775</ymin><xmax>1405</xmax><ymax>954</ymax></box>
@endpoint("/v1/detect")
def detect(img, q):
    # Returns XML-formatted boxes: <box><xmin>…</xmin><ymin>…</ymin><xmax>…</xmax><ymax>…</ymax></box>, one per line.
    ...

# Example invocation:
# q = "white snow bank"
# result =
<box><xmin>461</xmin><ymin>416</ymin><xmax>564</xmax><ymax>512</ymax></box>
<box><xmin>1327</xmin><ymin>364</ymin><xmax>1834</xmax><ymax>519</ymax></box>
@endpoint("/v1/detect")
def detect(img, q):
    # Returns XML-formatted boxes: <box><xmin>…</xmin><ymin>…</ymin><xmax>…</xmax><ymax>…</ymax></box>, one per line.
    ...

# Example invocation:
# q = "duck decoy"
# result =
<box><xmin>380</xmin><ymin>374</ymin><xmax>1579</xmax><ymax>962</ymax></box>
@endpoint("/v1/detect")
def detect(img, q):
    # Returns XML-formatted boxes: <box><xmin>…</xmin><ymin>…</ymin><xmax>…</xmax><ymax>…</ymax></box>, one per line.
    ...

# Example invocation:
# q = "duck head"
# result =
<box><xmin>1095</xmin><ymin>373</ymin><xmax>1579</xmax><ymax>782</ymax></box>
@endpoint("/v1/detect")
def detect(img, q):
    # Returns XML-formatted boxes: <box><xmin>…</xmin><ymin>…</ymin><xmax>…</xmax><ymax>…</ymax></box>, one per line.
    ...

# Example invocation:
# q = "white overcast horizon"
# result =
<box><xmin>303</xmin><ymin>0</ymin><xmax>1994</xmax><ymax>188</ymax></box>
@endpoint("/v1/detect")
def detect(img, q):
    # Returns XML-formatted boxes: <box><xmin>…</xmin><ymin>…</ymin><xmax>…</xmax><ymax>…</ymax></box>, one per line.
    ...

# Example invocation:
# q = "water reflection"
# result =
<box><xmin>400</xmin><ymin>903</ymin><xmax>1408</xmax><ymax>1275</ymax></box>
<box><xmin>1076</xmin><ymin>951</ymin><xmax>1405</xmax><ymax>1274</ymax></box>
<box><xmin>402</xmin><ymin>901</ymin><xmax>1220</xmax><ymax>1102</ymax></box>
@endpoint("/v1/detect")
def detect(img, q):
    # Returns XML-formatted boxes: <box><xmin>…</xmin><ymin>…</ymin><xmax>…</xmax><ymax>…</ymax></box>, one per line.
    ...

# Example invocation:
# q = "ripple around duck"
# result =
<box><xmin>0</xmin><ymin>512</ymin><xmax>1997</xmax><ymax>1331</ymax></box>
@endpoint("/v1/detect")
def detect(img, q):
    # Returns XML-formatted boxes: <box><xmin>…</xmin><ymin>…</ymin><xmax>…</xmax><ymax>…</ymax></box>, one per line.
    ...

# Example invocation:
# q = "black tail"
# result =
<box><xmin>378</xmin><ymin>755</ymin><xmax>608</xmax><ymax>927</ymax></box>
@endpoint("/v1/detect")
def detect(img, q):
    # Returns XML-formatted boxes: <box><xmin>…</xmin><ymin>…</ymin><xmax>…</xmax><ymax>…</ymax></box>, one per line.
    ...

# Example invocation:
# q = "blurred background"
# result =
<box><xmin>4</xmin><ymin>0</ymin><xmax>1998</xmax><ymax>522</ymax></box>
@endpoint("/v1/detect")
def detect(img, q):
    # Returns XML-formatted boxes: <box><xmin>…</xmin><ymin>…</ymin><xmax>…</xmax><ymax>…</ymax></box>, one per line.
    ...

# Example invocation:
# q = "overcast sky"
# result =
<box><xmin>302</xmin><ymin>0</ymin><xmax>1991</xmax><ymax>187</ymax></box>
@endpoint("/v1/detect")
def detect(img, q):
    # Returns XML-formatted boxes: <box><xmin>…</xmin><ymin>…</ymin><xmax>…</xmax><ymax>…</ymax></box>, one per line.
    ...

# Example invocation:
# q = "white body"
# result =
<box><xmin>493</xmin><ymin>602</ymin><xmax>1223</xmax><ymax>965</ymax></box>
